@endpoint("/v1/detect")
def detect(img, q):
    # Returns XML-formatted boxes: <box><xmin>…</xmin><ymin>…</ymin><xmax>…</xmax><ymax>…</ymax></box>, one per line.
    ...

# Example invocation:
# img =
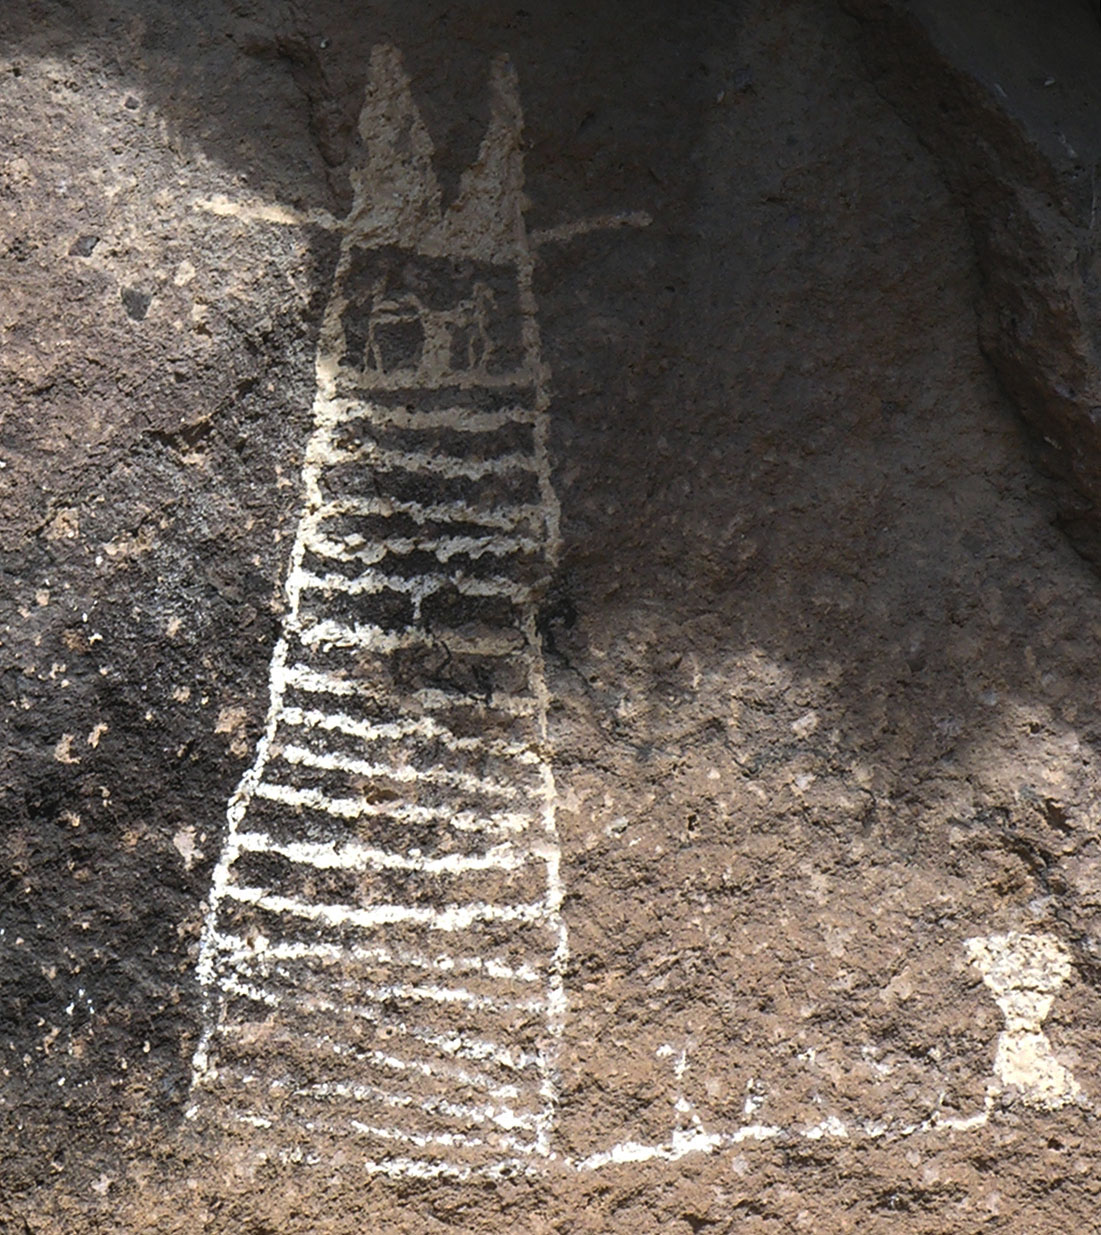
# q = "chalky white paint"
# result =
<box><xmin>965</xmin><ymin>931</ymin><xmax>1083</xmax><ymax>1109</ymax></box>
<box><xmin>189</xmin><ymin>43</ymin><xmax>614</xmax><ymax>1178</ymax></box>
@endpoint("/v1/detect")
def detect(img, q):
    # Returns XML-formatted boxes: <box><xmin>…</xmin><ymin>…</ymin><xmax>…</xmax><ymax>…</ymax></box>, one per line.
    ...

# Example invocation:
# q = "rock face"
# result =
<box><xmin>845</xmin><ymin>0</ymin><xmax>1101</xmax><ymax>560</ymax></box>
<box><xmin>5</xmin><ymin>1</ymin><xmax>1101</xmax><ymax>1230</ymax></box>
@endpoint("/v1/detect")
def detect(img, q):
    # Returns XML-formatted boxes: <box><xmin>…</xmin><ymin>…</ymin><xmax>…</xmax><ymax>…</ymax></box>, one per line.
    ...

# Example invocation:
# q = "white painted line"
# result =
<box><xmin>270</xmin><ymin>743</ymin><xmax>528</xmax><ymax>802</ymax></box>
<box><xmin>349</xmin><ymin>1118</ymin><xmax>537</xmax><ymax>1158</ymax></box>
<box><xmin>219</xmin><ymin>974</ymin><xmax>282</xmax><ymax>1009</ymax></box>
<box><xmin>305</xmin><ymin>437</ymin><xmax>540</xmax><ymax>482</ymax></box>
<box><xmin>297</xmin><ymin>566</ymin><xmax>534</xmax><ymax>603</ymax></box>
<box><xmin>574</xmin><ymin>1124</ymin><xmax>777</xmax><ymax>1171</ymax></box>
<box><xmin>221</xmin><ymin>1100</ymin><xmax>543</xmax><ymax>1164</ymax></box>
<box><xmin>253</xmin><ymin>780</ymin><xmax>535</xmax><ymax>833</ymax></box>
<box><xmin>334</xmin><ymin>367</ymin><xmax>540</xmax><ymax>395</ymax></box>
<box><xmin>351</xmin><ymin>1121</ymin><xmax>492</xmax><ymax>1154</ymax></box>
<box><xmin>530</xmin><ymin>210</ymin><xmax>652</xmax><ymax>247</ymax></box>
<box><xmin>301</xmin><ymin>1078</ymin><xmax>543</xmax><ymax>1134</ymax></box>
<box><xmin>292</xmin><ymin>620</ymin><xmax>531</xmax><ymax>662</ymax></box>
<box><xmin>195</xmin><ymin>194</ymin><xmax>342</xmax><ymax>231</ymax></box>
<box><xmin>570</xmin><ymin>1100</ymin><xmax>996</xmax><ymax>1172</ymax></box>
<box><xmin>230</xmin><ymin>1026</ymin><xmax>533</xmax><ymax>1103</ymax></box>
<box><xmin>209</xmin><ymin>931</ymin><xmax>544</xmax><ymax>984</ymax></box>
<box><xmin>276</xmin><ymin>701</ymin><xmax>542</xmax><ymax>764</ymax></box>
<box><xmin>213</xmin><ymin>982</ymin><xmax>548</xmax><ymax>1073</ymax></box>
<box><xmin>409</xmin><ymin>686</ymin><xmax>539</xmax><ymax>718</ymax></box>
<box><xmin>408</xmin><ymin>1025</ymin><xmax>544</xmax><ymax>1075</ymax></box>
<box><xmin>234</xmin><ymin>830</ymin><xmax>532</xmax><ymax>876</ymax></box>
<box><xmin>229</xmin><ymin>1105</ymin><xmax>492</xmax><ymax>1154</ymax></box>
<box><xmin>309</xmin><ymin>495</ymin><xmax>546</xmax><ymax>533</ymax></box>
<box><xmin>283</xmin><ymin>658</ymin><xmax>541</xmax><ymax>718</ymax></box>
<box><xmin>301</xmin><ymin>527</ymin><xmax>542</xmax><ymax>566</ymax></box>
<box><xmin>319</xmin><ymin>399</ymin><xmax>538</xmax><ymax>434</ymax></box>
<box><xmin>347</xmin><ymin>1047</ymin><xmax>527</xmax><ymax>1104</ymax></box>
<box><xmin>229</xmin><ymin>957</ymin><xmax>549</xmax><ymax>1016</ymax></box>
<box><xmin>218</xmin><ymin>882</ymin><xmax>553</xmax><ymax>932</ymax></box>
<box><xmin>361</xmin><ymin>1154</ymin><xmax>536</xmax><ymax>1181</ymax></box>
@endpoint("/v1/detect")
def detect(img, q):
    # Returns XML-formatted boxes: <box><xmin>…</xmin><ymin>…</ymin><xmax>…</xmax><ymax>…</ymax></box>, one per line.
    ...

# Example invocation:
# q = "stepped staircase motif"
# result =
<box><xmin>190</xmin><ymin>46</ymin><xmax>568</xmax><ymax>1180</ymax></box>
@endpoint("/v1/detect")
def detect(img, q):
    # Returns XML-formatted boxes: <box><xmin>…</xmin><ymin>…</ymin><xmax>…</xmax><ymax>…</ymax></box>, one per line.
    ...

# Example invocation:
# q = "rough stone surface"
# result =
<box><xmin>4</xmin><ymin>1</ymin><xmax>1101</xmax><ymax>1231</ymax></box>
<box><xmin>846</xmin><ymin>0</ymin><xmax>1101</xmax><ymax>562</ymax></box>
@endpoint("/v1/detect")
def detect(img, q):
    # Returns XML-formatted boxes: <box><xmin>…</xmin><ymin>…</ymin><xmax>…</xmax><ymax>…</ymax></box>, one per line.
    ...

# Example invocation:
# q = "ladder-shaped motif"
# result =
<box><xmin>191</xmin><ymin>47</ymin><xmax>567</xmax><ymax>1180</ymax></box>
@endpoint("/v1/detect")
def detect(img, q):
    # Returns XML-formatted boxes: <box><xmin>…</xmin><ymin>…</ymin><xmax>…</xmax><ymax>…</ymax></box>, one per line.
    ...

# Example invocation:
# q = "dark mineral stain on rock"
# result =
<box><xmin>121</xmin><ymin>286</ymin><xmax>152</xmax><ymax>320</ymax></box>
<box><xmin>69</xmin><ymin>234</ymin><xmax>99</xmax><ymax>257</ymax></box>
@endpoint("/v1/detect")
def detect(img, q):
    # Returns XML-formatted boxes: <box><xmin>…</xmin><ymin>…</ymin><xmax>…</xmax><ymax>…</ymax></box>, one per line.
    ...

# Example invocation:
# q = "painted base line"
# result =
<box><xmin>569</xmin><ymin>1102</ymin><xmax>995</xmax><ymax>1172</ymax></box>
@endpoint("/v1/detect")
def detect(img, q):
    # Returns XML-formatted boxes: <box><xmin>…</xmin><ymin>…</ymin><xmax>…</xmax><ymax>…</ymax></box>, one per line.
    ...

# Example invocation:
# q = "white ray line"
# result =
<box><xmin>234</xmin><ymin>830</ymin><xmax>531</xmax><ymax>876</ymax></box>
<box><xmin>309</xmin><ymin>495</ymin><xmax>545</xmax><ymax>532</ymax></box>
<box><xmin>333</xmin><ymin>367</ymin><xmax>539</xmax><ymax>394</ymax></box>
<box><xmin>530</xmin><ymin>209</ymin><xmax>652</xmax><ymax>247</ymax></box>
<box><xmin>292</xmin><ymin>619</ymin><xmax>531</xmax><ymax>661</ymax></box>
<box><xmin>407</xmin><ymin>1025</ymin><xmax>544</xmax><ymax>1074</ymax></box>
<box><xmin>212</xmin><ymin>981</ymin><xmax>547</xmax><ymax>1073</ymax></box>
<box><xmin>349</xmin><ymin>1118</ymin><xmax>537</xmax><ymax>1158</ymax></box>
<box><xmin>218</xmin><ymin>882</ymin><xmax>551</xmax><ymax>932</ymax></box>
<box><xmin>221</xmin><ymin>950</ymin><xmax>547</xmax><ymax>1015</ymax></box>
<box><xmin>253</xmin><ymin>780</ymin><xmax>535</xmax><ymax>833</ymax></box>
<box><xmin>275</xmin><ymin>700</ymin><xmax>542</xmax><ymax>764</ymax></box>
<box><xmin>195</xmin><ymin>194</ymin><xmax>342</xmax><ymax>230</ymax></box>
<box><xmin>209</xmin><ymin>931</ymin><xmax>544</xmax><ymax>984</ymax></box>
<box><xmin>301</xmin><ymin>528</ymin><xmax>542</xmax><ymax>565</ymax></box>
<box><xmin>320</xmin><ymin>400</ymin><xmax>538</xmax><ymax>434</ymax></box>
<box><xmin>297</xmin><ymin>566</ymin><xmax>533</xmax><ymax>603</ymax></box>
<box><xmin>220</xmin><ymin>1025</ymin><xmax>533</xmax><ymax>1103</ymax></box>
<box><xmin>270</xmin><ymin>743</ymin><xmax>528</xmax><ymax>801</ymax></box>
<box><xmin>220</xmin><ymin>1094</ymin><xmax>538</xmax><ymax>1158</ymax></box>
<box><xmin>361</xmin><ymin>1155</ymin><xmax>536</xmax><ymax>1181</ymax></box>
<box><xmin>302</xmin><ymin>1078</ymin><xmax>542</xmax><ymax>1134</ymax></box>
<box><xmin>305</xmin><ymin>438</ymin><xmax>539</xmax><ymax>482</ymax></box>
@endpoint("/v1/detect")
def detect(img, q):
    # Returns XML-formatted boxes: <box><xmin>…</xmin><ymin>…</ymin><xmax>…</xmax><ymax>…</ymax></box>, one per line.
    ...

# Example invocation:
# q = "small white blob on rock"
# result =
<box><xmin>964</xmin><ymin>930</ymin><xmax>1082</xmax><ymax>1109</ymax></box>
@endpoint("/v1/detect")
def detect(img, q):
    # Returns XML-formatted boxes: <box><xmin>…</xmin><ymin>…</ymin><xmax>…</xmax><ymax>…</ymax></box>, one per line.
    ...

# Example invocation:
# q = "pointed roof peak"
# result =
<box><xmin>350</xmin><ymin>46</ymin><xmax>528</xmax><ymax>264</ymax></box>
<box><xmin>430</xmin><ymin>54</ymin><xmax>527</xmax><ymax>264</ymax></box>
<box><xmin>347</xmin><ymin>44</ymin><xmax>442</xmax><ymax>247</ymax></box>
